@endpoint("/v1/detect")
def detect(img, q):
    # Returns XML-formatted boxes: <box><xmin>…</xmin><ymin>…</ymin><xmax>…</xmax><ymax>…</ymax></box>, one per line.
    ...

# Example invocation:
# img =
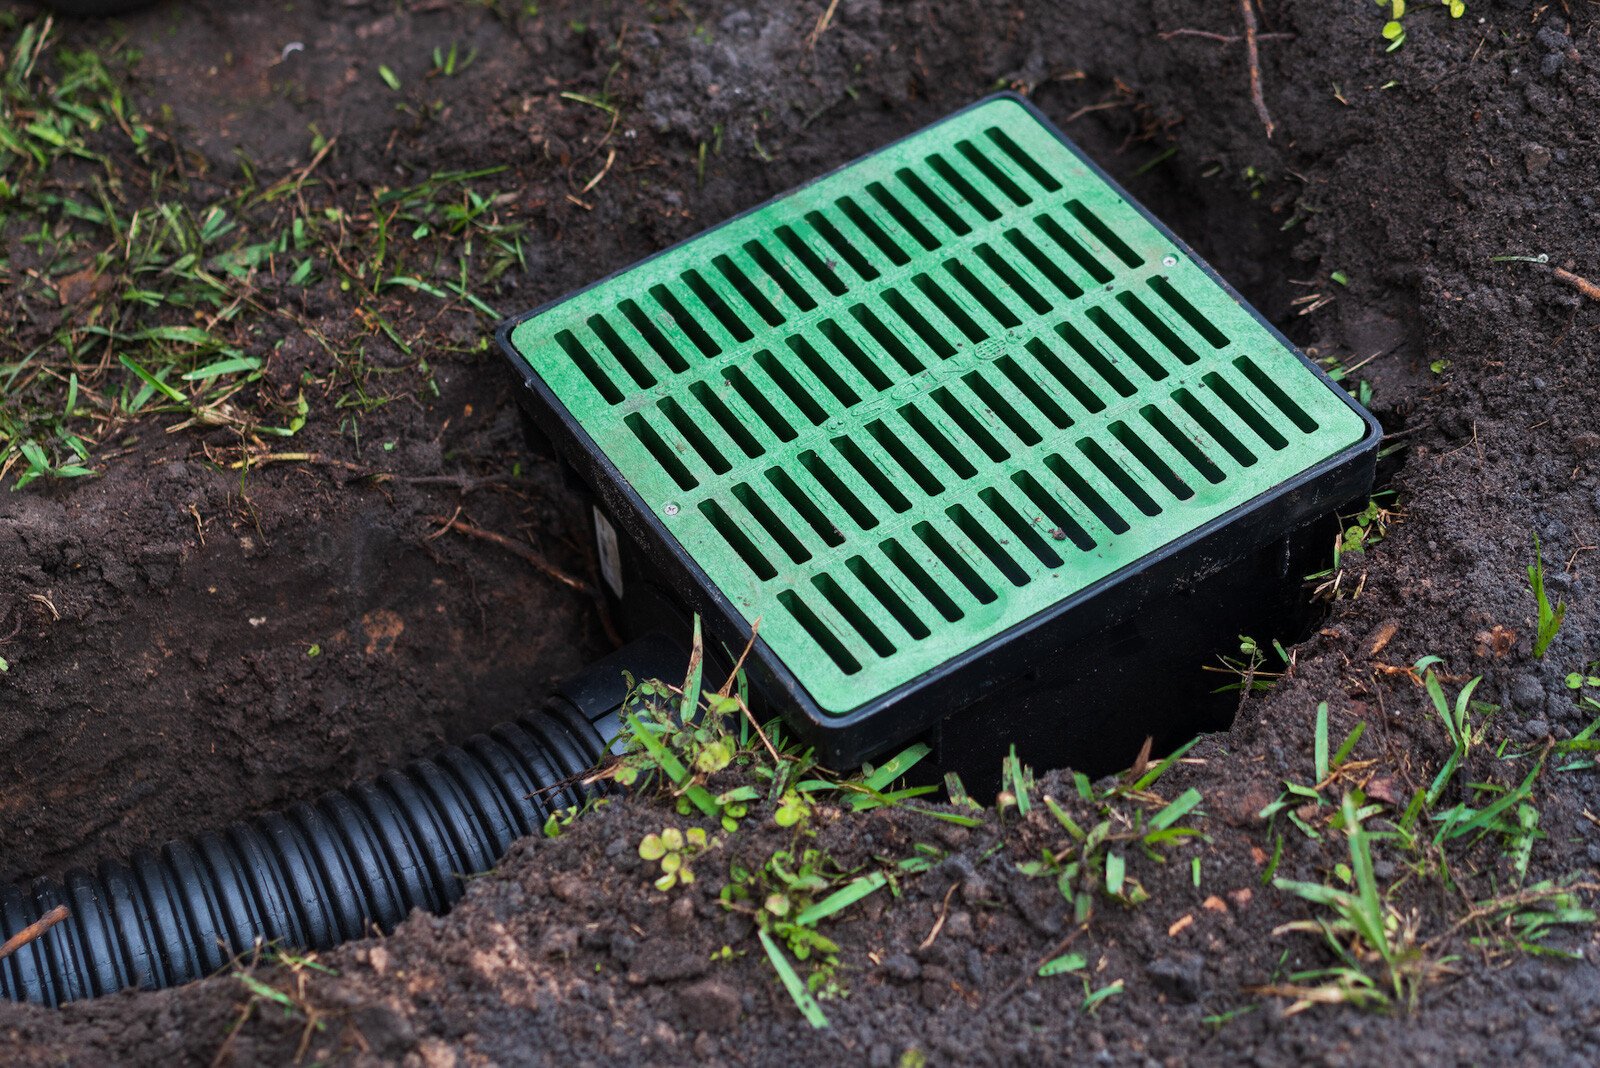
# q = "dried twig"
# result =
<box><xmin>1553</xmin><ymin>266</ymin><xmax>1600</xmax><ymax>303</ymax></box>
<box><xmin>1240</xmin><ymin>0</ymin><xmax>1276</xmax><ymax>139</ymax></box>
<box><xmin>425</xmin><ymin>514</ymin><xmax>594</xmax><ymax>596</ymax></box>
<box><xmin>0</xmin><ymin>905</ymin><xmax>69</xmax><ymax>961</ymax></box>
<box><xmin>579</xmin><ymin>147</ymin><xmax>617</xmax><ymax>195</ymax></box>
<box><xmin>805</xmin><ymin>0</ymin><xmax>841</xmax><ymax>50</ymax></box>
<box><xmin>738</xmin><ymin>695</ymin><xmax>783</xmax><ymax>767</ymax></box>
<box><xmin>1158</xmin><ymin>28</ymin><xmax>1294</xmax><ymax>43</ymax></box>
<box><xmin>918</xmin><ymin>882</ymin><xmax>961</xmax><ymax>951</ymax></box>
<box><xmin>989</xmin><ymin>923</ymin><xmax>1087</xmax><ymax>1008</ymax></box>
<box><xmin>716</xmin><ymin>620</ymin><xmax>761</xmax><ymax>698</ymax></box>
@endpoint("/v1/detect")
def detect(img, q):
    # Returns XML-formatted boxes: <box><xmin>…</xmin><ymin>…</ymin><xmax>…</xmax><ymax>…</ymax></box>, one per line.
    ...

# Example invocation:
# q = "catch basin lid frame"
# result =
<box><xmin>499</xmin><ymin>93</ymin><xmax>1379</xmax><ymax>763</ymax></box>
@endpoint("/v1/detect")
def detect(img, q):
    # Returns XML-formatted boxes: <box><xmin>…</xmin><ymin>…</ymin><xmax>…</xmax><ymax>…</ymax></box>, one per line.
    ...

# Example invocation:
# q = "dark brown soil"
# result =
<box><xmin>3</xmin><ymin>0</ymin><xmax>1599</xmax><ymax>1064</ymax></box>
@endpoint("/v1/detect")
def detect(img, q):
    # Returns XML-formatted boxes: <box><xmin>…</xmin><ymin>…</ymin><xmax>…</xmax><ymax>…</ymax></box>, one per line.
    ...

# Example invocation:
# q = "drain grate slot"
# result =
<box><xmin>1005</xmin><ymin>228</ymin><xmax>1083</xmax><ymax>299</ymax></box>
<box><xmin>801</xmin><ymin>449</ymin><xmax>878</xmax><ymax>531</ymax></box>
<box><xmin>584</xmin><ymin>316</ymin><xmax>656</xmax><ymax>389</ymax></box>
<box><xmin>1037</xmin><ymin>212</ymin><xmax>1115</xmax><ymax>285</ymax></box>
<box><xmin>1011</xmin><ymin>471</ymin><xmax>1094</xmax><ymax>552</ymax></box>
<box><xmin>897</xmin><ymin>168</ymin><xmax>971</xmax><ymax>238</ymax></box>
<box><xmin>1150</xmin><ymin>277</ymin><xmax>1227</xmax><ymax>348</ymax></box>
<box><xmin>625</xmin><ymin>412</ymin><xmax>697</xmax><ymax>490</ymax></box>
<box><xmin>869</xmin><ymin>180</ymin><xmax>942</xmax><ymax>251</ymax></box>
<box><xmin>813</xmin><ymin>572</ymin><xmax>896</xmax><ymax>659</ymax></box>
<box><xmin>779</xmin><ymin>589</ymin><xmax>861</xmax><ymax>676</ymax></box>
<box><xmin>505</xmin><ymin>96</ymin><xmax>1373</xmax><ymax>719</ymax></box>
<box><xmin>787</xmin><ymin>335</ymin><xmax>861</xmax><ymax>409</ymax></box>
<box><xmin>916</xmin><ymin>520</ymin><xmax>998</xmax><ymax>606</ymax></box>
<box><xmin>949</xmin><ymin>503</ymin><xmax>1029</xmax><ymax>588</ymax></box>
<box><xmin>722</xmin><ymin>366</ymin><xmax>797</xmax><ymax>444</ymax></box>
<box><xmin>1142</xmin><ymin>405</ymin><xmax>1225</xmax><ymax>485</ymax></box>
<box><xmin>755</xmin><ymin>349</ymin><xmax>828</xmax><ymax>426</ymax></box>
<box><xmin>885</xmin><ymin>288</ymin><xmax>960</xmax><ymax>358</ymax></box>
<box><xmin>1054</xmin><ymin>321</ymin><xmax>1134</xmax><ymax>398</ymax></box>
<box><xmin>1067</xmin><ymin>200</ymin><xmax>1142</xmax><ymax>268</ymax></box>
<box><xmin>617</xmin><ymin>299</ymin><xmax>690</xmax><ymax>374</ymax></box>
<box><xmin>556</xmin><ymin>330</ymin><xmax>623</xmax><ymax>405</ymax></box>
<box><xmin>849</xmin><ymin>304</ymin><xmax>926</xmax><ymax>376</ymax></box>
<box><xmin>865</xmin><ymin>418</ymin><xmax>942</xmax><ymax>497</ymax></box>
<box><xmin>767</xmin><ymin>467</ymin><xmax>843</xmax><ymax>547</ymax></box>
<box><xmin>818</xmin><ymin>319</ymin><xmax>895</xmax><ymax>391</ymax></box>
<box><xmin>957</xmin><ymin>139</ymin><xmax>1029</xmax><ymax>206</ymax></box>
<box><xmin>836</xmin><ymin>196</ymin><xmax>910</xmax><ymax>267</ymax></box>
<box><xmin>733</xmin><ymin>482</ymin><xmax>810</xmax><ymax>565</ymax></box>
<box><xmin>975</xmin><ymin>243</ymin><xmax>1050</xmax><ymax>314</ymax></box>
<box><xmin>702</xmin><ymin>499</ymin><xmax>775</xmax><ymax>580</ymax></box>
<box><xmin>985</xmin><ymin>125</ymin><xmax>1060</xmax><ymax>191</ymax></box>
<box><xmin>995</xmin><ymin>353</ymin><xmax>1072</xmax><ymax>429</ymax></box>
<box><xmin>682</xmin><ymin>269</ymin><xmax>755</xmax><ymax>342</ymax></box>
<box><xmin>776</xmin><ymin>224</ymin><xmax>848</xmax><ymax>294</ymax></box>
<box><xmin>980</xmin><ymin>485</ymin><xmax>1065</xmax><ymax>570</ymax></box>
<box><xmin>1235</xmin><ymin>354</ymin><xmax>1319</xmax><ymax>434</ymax></box>
<box><xmin>714</xmin><ymin>254</ymin><xmax>785</xmax><ymax>327</ymax></box>
<box><xmin>833</xmin><ymin>436</ymin><xmax>912</xmax><ymax>514</ymax></box>
<box><xmin>900</xmin><ymin>402</ymin><xmax>977</xmax><ymax>481</ymax></box>
<box><xmin>847</xmin><ymin>554</ymin><xmax>931</xmax><ymax>641</ymax></box>
<box><xmin>1204</xmin><ymin>371</ymin><xmax>1288</xmax><ymax>451</ymax></box>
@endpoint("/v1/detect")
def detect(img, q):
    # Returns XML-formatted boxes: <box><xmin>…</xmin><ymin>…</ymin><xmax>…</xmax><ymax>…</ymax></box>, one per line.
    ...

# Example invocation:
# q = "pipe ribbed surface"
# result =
<box><xmin>0</xmin><ymin>706</ymin><xmax>605</xmax><ymax>1006</ymax></box>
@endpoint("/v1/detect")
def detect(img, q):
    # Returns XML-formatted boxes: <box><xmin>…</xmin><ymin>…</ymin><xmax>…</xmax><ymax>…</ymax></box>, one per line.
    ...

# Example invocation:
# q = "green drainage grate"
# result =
<box><xmin>501</xmin><ymin>94</ymin><xmax>1377</xmax><ymax>763</ymax></box>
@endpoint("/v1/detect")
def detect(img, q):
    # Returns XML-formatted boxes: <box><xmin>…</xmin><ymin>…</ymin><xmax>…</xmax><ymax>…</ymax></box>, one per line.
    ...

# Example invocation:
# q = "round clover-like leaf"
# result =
<box><xmin>638</xmin><ymin>833</ymin><xmax>666</xmax><ymax>860</ymax></box>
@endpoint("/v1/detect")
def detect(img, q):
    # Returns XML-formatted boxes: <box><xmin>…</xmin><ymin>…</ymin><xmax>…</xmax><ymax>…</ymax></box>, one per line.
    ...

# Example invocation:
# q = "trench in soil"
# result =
<box><xmin>2</xmin><ymin>98</ymin><xmax>1404</xmax><ymax>886</ymax></box>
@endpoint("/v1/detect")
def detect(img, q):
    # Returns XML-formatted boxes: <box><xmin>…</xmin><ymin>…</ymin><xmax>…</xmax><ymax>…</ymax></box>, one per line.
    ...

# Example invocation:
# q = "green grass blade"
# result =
<box><xmin>624</xmin><ymin>713</ymin><xmax>720</xmax><ymax>818</ymax></box>
<box><xmin>794</xmin><ymin>872</ymin><xmax>887</xmax><ymax>926</ymax></box>
<box><xmin>118</xmin><ymin>355</ymin><xmax>187</xmax><ymax>404</ymax></box>
<box><xmin>862</xmin><ymin>742</ymin><xmax>931</xmax><ymax>793</ymax></box>
<box><xmin>757</xmin><ymin>930</ymin><xmax>829</xmax><ymax>1028</ymax></box>
<box><xmin>1314</xmin><ymin>701</ymin><xmax>1330</xmax><ymax>782</ymax></box>
<box><xmin>1332</xmin><ymin>721</ymin><xmax>1366</xmax><ymax>768</ymax></box>
<box><xmin>1037</xmin><ymin>952</ymin><xmax>1087</xmax><ymax>977</ymax></box>
<box><xmin>1149</xmin><ymin>787</ymin><xmax>1203</xmax><ymax>832</ymax></box>
<box><xmin>681</xmin><ymin>617</ymin><xmax>704</xmax><ymax>726</ymax></box>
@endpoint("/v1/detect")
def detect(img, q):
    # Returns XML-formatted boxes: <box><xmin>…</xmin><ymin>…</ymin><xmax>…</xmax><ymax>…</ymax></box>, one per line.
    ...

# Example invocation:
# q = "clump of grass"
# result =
<box><xmin>589</xmin><ymin>618</ymin><xmax>966</xmax><ymax>1025</ymax></box>
<box><xmin>1270</xmin><ymin>795</ymin><xmax>1438</xmax><ymax>1011</ymax></box>
<box><xmin>1260</xmin><ymin>663</ymin><xmax>1595</xmax><ymax>1014</ymax></box>
<box><xmin>1012</xmin><ymin>742</ymin><xmax>1206</xmax><ymax>925</ymax></box>
<box><xmin>1</xmin><ymin>14</ymin><xmax>531</xmax><ymax>488</ymax></box>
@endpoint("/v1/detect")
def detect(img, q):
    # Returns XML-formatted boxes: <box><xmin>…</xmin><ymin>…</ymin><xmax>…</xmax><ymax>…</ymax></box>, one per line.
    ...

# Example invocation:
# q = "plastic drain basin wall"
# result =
<box><xmin>502</xmin><ymin>94</ymin><xmax>1379</xmax><ymax>763</ymax></box>
<box><xmin>504</xmin><ymin>97</ymin><xmax>1372</xmax><ymax>700</ymax></box>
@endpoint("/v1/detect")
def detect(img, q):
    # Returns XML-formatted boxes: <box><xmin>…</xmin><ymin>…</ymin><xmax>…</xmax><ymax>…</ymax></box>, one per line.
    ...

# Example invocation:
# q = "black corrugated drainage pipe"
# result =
<box><xmin>0</xmin><ymin>636</ymin><xmax>685</xmax><ymax>1007</ymax></box>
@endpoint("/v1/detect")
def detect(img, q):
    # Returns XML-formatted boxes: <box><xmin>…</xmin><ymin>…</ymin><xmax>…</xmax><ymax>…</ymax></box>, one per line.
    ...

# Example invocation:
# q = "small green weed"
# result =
<box><xmin>1205</xmin><ymin>634</ymin><xmax>1290</xmax><ymax>694</ymax></box>
<box><xmin>1014</xmin><ymin>743</ymin><xmax>1205</xmax><ymax>925</ymax></box>
<box><xmin>1307</xmin><ymin>495</ymin><xmax>1399</xmax><ymax>601</ymax></box>
<box><xmin>1259</xmin><ymin>701</ymin><xmax>1369</xmax><ymax>839</ymax></box>
<box><xmin>1528</xmin><ymin>535</ymin><xmax>1567</xmax><ymax>658</ymax></box>
<box><xmin>639</xmin><ymin>825</ymin><xmax>711</xmax><ymax>891</ymax></box>
<box><xmin>1377</xmin><ymin>0</ymin><xmax>1466</xmax><ymax>52</ymax></box>
<box><xmin>1271</xmin><ymin>795</ymin><xmax>1439</xmax><ymax>1011</ymax></box>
